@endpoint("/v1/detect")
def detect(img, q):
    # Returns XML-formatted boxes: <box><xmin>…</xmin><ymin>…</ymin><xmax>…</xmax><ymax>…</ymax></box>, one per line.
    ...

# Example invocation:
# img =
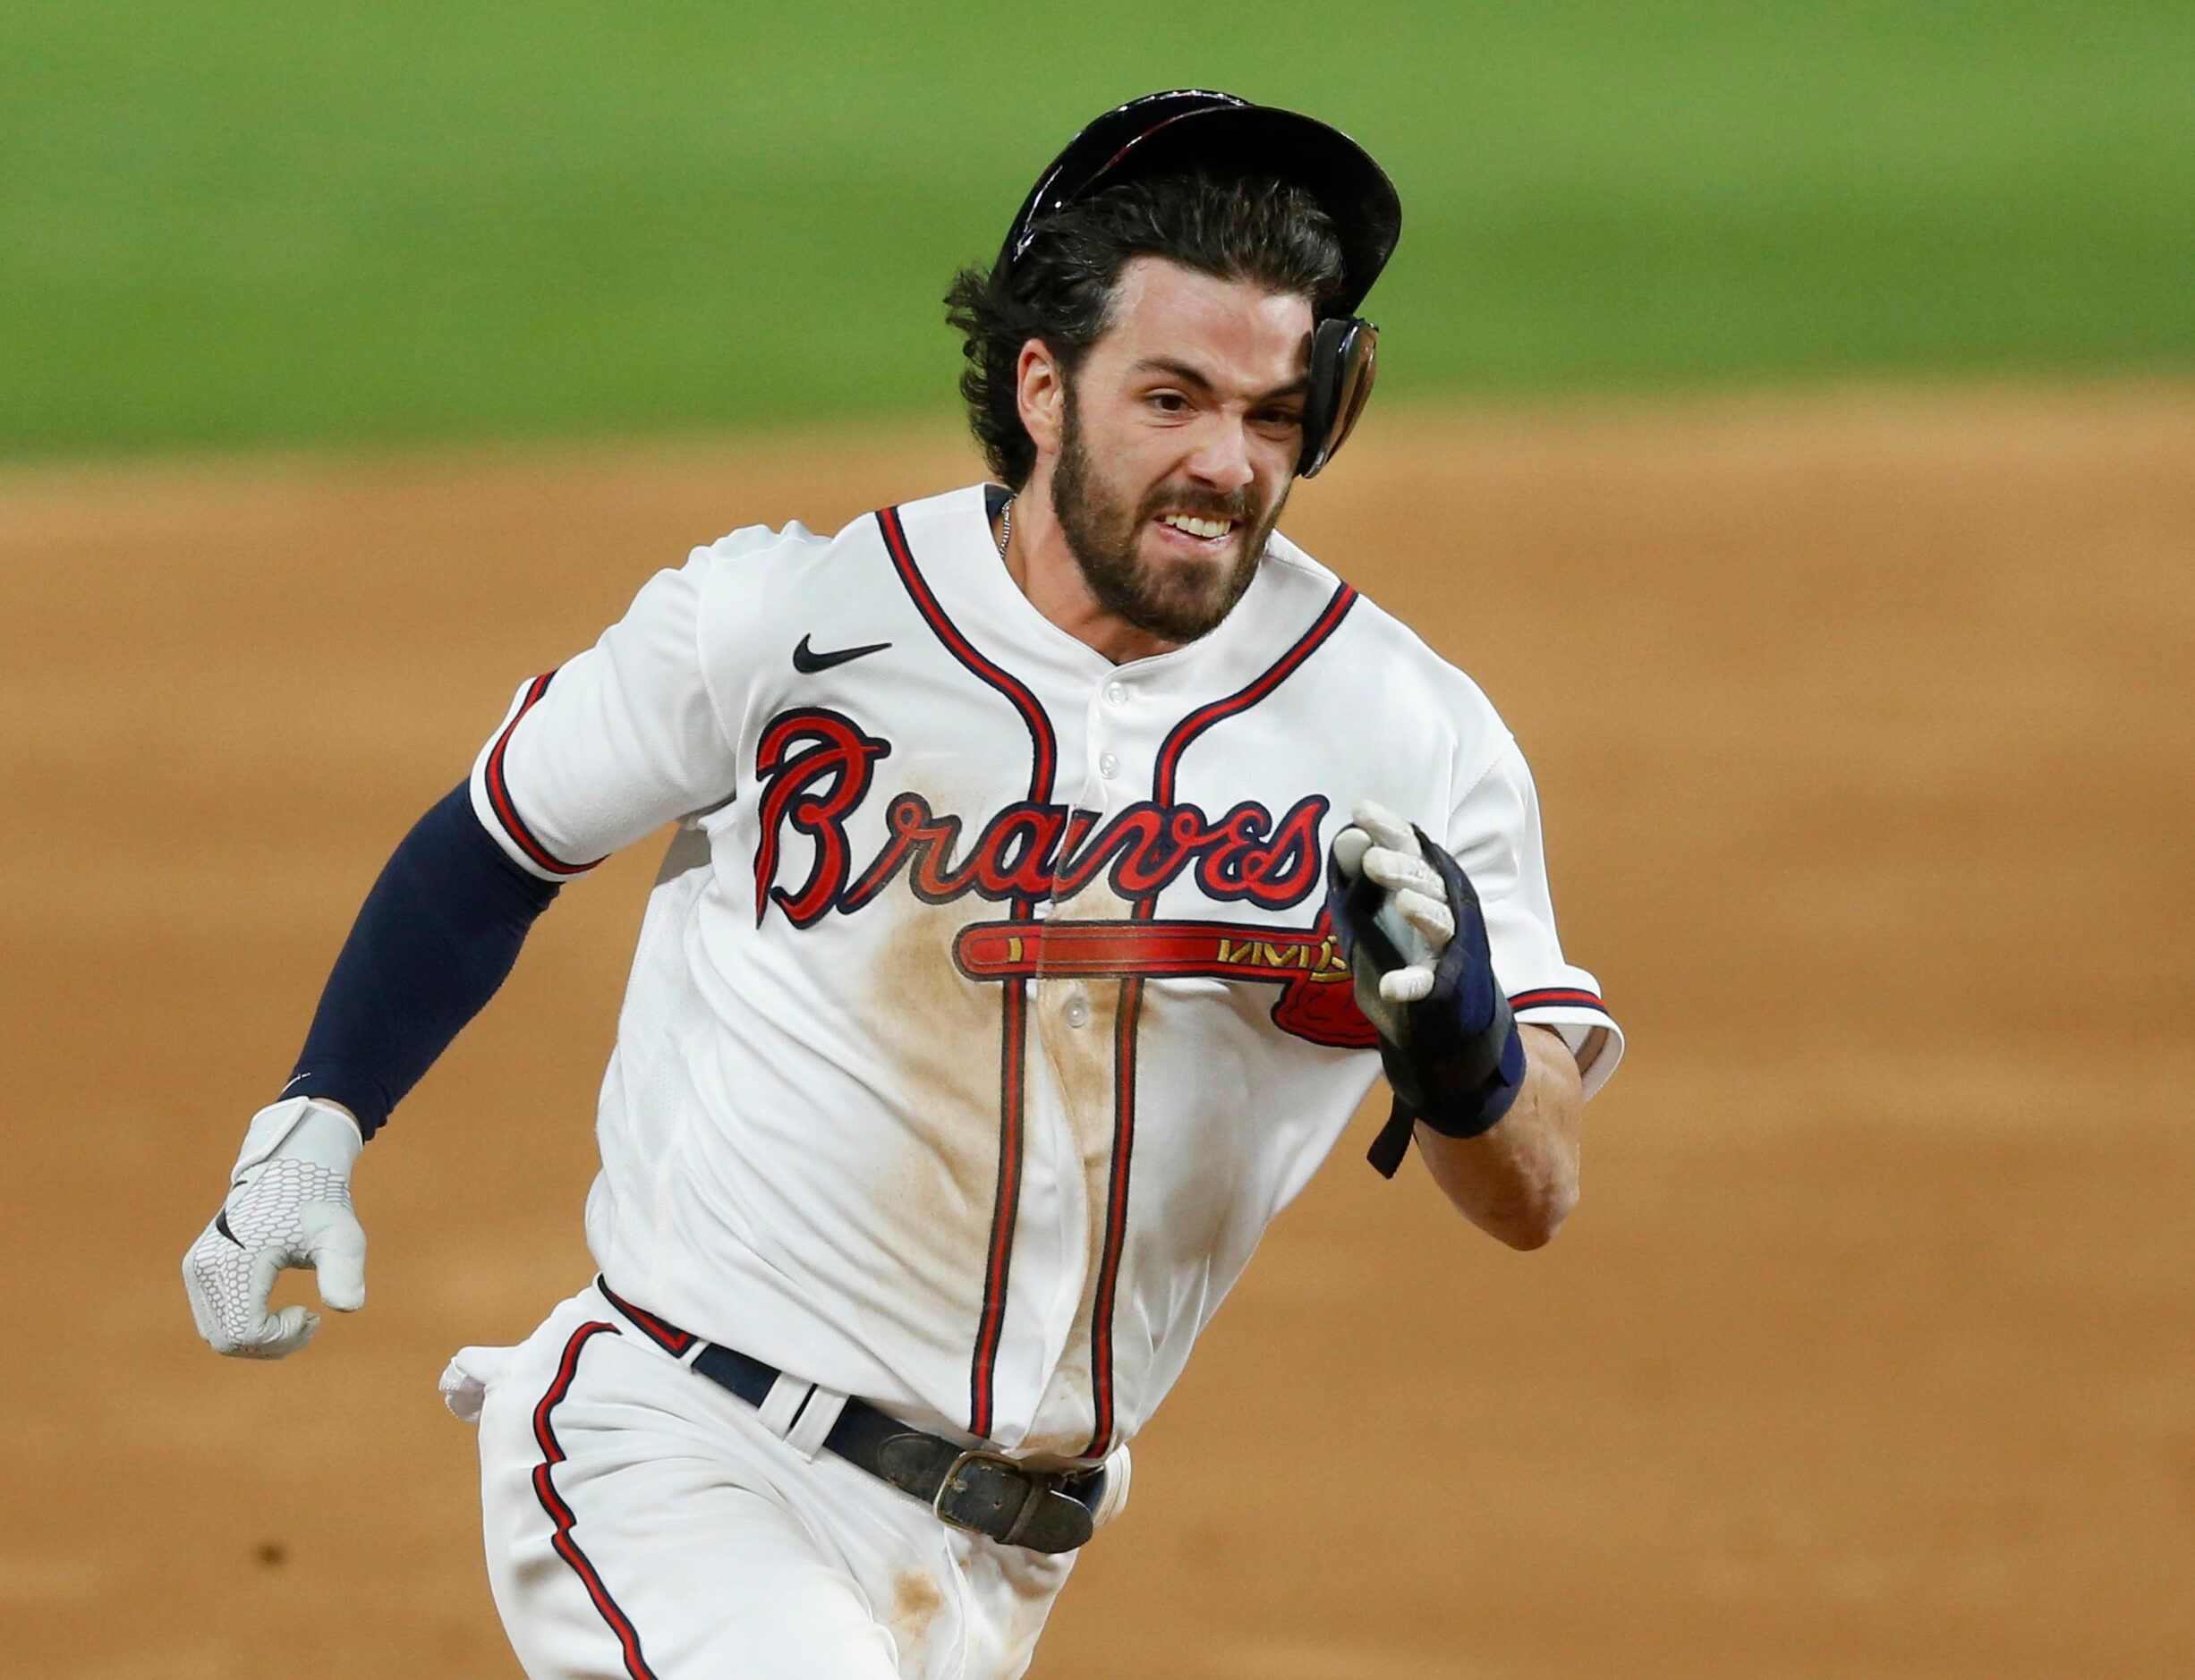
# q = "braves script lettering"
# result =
<box><xmin>751</xmin><ymin>708</ymin><xmax>1376</xmax><ymax>1048</ymax></box>
<box><xmin>754</xmin><ymin>709</ymin><xmax>1329</xmax><ymax>921</ymax></box>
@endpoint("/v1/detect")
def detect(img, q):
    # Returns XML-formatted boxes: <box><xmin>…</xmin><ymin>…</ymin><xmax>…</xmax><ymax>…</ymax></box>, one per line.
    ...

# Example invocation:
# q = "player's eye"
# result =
<box><xmin>1146</xmin><ymin>391</ymin><xmax>1191</xmax><ymax>415</ymax></box>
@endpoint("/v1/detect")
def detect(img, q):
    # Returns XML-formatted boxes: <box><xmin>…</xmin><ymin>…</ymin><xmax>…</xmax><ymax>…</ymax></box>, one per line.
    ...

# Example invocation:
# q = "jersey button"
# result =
<box><xmin>1098</xmin><ymin>752</ymin><xmax>1119</xmax><ymax>779</ymax></box>
<box><xmin>1063</xmin><ymin>991</ymin><xmax>1091</xmax><ymax>1029</ymax></box>
<box><xmin>1104</xmin><ymin>682</ymin><xmax>1127</xmax><ymax>707</ymax></box>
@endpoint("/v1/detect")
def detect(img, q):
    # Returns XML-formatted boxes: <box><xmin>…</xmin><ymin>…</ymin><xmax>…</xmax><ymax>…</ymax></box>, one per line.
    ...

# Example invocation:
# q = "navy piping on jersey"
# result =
<box><xmin>531</xmin><ymin>1321</ymin><xmax>659</xmax><ymax>1680</ymax></box>
<box><xmin>1083</xmin><ymin>579</ymin><xmax>1360</xmax><ymax>1459</ymax></box>
<box><xmin>1510</xmin><ymin>986</ymin><xmax>1610</xmax><ymax>1015</ymax></box>
<box><xmin>485</xmin><ymin>671</ymin><xmax>605</xmax><ymax>878</ymax></box>
<box><xmin>876</xmin><ymin>503</ymin><xmax>1058</xmax><ymax>1444</ymax></box>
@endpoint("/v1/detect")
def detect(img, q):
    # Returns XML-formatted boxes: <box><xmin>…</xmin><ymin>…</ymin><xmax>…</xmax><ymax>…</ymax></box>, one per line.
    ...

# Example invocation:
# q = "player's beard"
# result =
<box><xmin>1051</xmin><ymin>384</ymin><xmax>1283</xmax><ymax>646</ymax></box>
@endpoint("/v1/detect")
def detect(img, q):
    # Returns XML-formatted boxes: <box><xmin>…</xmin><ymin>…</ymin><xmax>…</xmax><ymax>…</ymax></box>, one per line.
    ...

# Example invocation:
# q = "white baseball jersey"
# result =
<box><xmin>468</xmin><ymin>482</ymin><xmax>1621</xmax><ymax>1464</ymax></box>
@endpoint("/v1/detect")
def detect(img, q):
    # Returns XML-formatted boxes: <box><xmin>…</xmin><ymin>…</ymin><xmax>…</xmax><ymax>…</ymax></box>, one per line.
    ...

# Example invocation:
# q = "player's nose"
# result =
<box><xmin>1183</xmin><ymin>416</ymin><xmax>1255</xmax><ymax>495</ymax></box>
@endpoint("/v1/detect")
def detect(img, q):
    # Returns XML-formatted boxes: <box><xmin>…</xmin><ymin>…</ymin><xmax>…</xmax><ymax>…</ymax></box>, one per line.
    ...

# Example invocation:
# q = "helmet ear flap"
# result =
<box><xmin>1297</xmin><ymin>316</ymin><xmax>1379</xmax><ymax>479</ymax></box>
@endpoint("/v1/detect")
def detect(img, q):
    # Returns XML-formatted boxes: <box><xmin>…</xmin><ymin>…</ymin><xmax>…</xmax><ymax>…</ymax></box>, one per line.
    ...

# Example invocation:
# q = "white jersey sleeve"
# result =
<box><xmin>1447</xmin><ymin>734</ymin><xmax>1625</xmax><ymax>1098</ymax></box>
<box><xmin>467</xmin><ymin>539</ymin><xmax>759</xmax><ymax>879</ymax></box>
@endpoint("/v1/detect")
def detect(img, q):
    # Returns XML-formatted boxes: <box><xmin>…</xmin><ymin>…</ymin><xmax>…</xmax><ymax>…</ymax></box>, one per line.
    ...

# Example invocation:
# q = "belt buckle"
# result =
<box><xmin>932</xmin><ymin>1447</ymin><xmax>1032</xmax><ymax>1539</ymax></box>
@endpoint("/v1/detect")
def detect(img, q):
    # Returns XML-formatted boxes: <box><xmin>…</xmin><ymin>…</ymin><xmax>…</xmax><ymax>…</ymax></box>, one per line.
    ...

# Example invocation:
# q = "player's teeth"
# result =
<box><xmin>1161</xmin><ymin>514</ymin><xmax>1233</xmax><ymax>539</ymax></box>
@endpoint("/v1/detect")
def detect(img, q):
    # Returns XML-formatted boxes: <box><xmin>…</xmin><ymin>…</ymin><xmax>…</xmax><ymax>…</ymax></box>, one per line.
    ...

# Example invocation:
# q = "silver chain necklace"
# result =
<box><xmin>995</xmin><ymin>495</ymin><xmax>1014</xmax><ymax>560</ymax></box>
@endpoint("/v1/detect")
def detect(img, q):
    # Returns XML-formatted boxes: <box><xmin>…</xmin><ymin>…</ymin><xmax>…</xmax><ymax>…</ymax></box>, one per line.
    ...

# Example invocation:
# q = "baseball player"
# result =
<box><xmin>184</xmin><ymin>90</ymin><xmax>1621</xmax><ymax>1678</ymax></box>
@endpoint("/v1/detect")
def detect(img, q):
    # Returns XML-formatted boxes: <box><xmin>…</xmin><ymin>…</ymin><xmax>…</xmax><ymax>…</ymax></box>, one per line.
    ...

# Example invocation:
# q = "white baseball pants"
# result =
<box><xmin>458</xmin><ymin>1285</ymin><xmax>1079</xmax><ymax>1679</ymax></box>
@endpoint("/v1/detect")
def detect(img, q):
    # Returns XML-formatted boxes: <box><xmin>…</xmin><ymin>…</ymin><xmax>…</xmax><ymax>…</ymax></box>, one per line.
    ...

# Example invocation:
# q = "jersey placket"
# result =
<box><xmin>1072</xmin><ymin>670</ymin><xmax>1150</xmax><ymax>1458</ymax></box>
<box><xmin>995</xmin><ymin>666</ymin><xmax>1151</xmax><ymax>1456</ymax></box>
<box><xmin>1076</xmin><ymin>581</ymin><xmax>1360</xmax><ymax>1455</ymax></box>
<box><xmin>994</xmin><ymin>577</ymin><xmax>1359</xmax><ymax>1455</ymax></box>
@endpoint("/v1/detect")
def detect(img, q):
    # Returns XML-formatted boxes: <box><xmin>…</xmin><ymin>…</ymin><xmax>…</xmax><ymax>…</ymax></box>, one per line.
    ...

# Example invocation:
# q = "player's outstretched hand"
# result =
<box><xmin>183</xmin><ymin>1097</ymin><xmax>367</xmax><ymax>1359</ymax></box>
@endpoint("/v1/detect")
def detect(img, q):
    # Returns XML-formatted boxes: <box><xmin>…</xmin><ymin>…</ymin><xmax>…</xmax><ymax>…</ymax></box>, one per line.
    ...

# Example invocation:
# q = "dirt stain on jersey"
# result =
<box><xmin>858</xmin><ymin>861</ymin><xmax>1146</xmax><ymax>1456</ymax></box>
<box><xmin>1032</xmin><ymin>880</ymin><xmax>1131</xmax><ymax>1166</ymax></box>
<box><xmin>863</xmin><ymin>893</ymin><xmax>1008</xmax><ymax>1282</ymax></box>
<box><xmin>1030</xmin><ymin>974</ymin><xmax>1120</xmax><ymax>1168</ymax></box>
<box><xmin>1017</xmin><ymin>881</ymin><xmax>1133</xmax><ymax>1459</ymax></box>
<box><xmin>889</xmin><ymin>1569</ymin><xmax>946</xmax><ymax>1650</ymax></box>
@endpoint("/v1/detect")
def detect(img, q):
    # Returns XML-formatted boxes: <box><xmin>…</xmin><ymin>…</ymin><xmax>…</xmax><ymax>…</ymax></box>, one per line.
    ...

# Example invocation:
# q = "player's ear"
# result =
<box><xmin>1016</xmin><ymin>339</ymin><xmax>1066</xmax><ymax>460</ymax></box>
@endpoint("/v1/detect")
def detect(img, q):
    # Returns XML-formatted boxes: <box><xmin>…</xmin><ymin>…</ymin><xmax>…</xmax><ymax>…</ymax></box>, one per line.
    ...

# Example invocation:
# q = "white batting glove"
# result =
<box><xmin>183</xmin><ymin>1097</ymin><xmax>367</xmax><ymax>1358</ymax></box>
<box><xmin>1328</xmin><ymin>799</ymin><xmax>1457</xmax><ymax>1005</ymax></box>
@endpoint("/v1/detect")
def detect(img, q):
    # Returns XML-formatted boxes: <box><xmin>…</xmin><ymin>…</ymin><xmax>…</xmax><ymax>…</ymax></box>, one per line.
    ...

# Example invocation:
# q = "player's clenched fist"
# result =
<box><xmin>1328</xmin><ymin>800</ymin><xmax>1461</xmax><ymax>1012</ymax></box>
<box><xmin>1327</xmin><ymin>800</ymin><xmax>1526</xmax><ymax>1143</ymax></box>
<box><xmin>183</xmin><ymin>1097</ymin><xmax>367</xmax><ymax>1358</ymax></box>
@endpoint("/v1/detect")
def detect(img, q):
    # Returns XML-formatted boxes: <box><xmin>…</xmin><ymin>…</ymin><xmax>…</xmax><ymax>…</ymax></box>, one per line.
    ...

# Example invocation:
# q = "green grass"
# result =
<box><xmin>3</xmin><ymin>0</ymin><xmax>2191</xmax><ymax>455</ymax></box>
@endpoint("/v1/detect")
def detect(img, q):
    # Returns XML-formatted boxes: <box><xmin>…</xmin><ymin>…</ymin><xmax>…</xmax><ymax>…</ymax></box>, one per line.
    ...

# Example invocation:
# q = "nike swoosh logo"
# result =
<box><xmin>794</xmin><ymin>634</ymin><xmax>891</xmax><ymax>674</ymax></box>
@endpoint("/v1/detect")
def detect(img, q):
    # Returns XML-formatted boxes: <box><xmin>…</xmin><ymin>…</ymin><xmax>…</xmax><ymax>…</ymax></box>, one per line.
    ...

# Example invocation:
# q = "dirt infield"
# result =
<box><xmin>4</xmin><ymin>386</ymin><xmax>2191</xmax><ymax>1676</ymax></box>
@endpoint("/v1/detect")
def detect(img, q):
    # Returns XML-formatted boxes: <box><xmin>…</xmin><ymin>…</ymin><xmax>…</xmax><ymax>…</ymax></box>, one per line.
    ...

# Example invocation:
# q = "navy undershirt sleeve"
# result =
<box><xmin>288</xmin><ymin>782</ymin><xmax>560</xmax><ymax>1138</ymax></box>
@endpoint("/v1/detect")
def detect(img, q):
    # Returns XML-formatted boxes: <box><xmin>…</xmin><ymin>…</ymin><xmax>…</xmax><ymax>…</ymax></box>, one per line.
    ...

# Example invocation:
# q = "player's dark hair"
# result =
<box><xmin>945</xmin><ymin>173</ymin><xmax>1348</xmax><ymax>490</ymax></box>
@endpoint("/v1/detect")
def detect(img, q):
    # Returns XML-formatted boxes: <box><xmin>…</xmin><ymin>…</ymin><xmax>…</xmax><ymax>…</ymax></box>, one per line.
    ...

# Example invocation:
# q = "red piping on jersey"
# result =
<box><xmin>876</xmin><ymin>504</ymin><xmax>1058</xmax><ymax>1443</ymax></box>
<box><xmin>1149</xmin><ymin>585</ymin><xmax>1359</xmax><ymax>808</ymax></box>
<box><xmin>1083</xmin><ymin>968</ymin><xmax>1146</xmax><ymax>1455</ymax></box>
<box><xmin>876</xmin><ymin>507</ymin><xmax>1058</xmax><ymax>798</ymax></box>
<box><xmin>594</xmin><ymin>1278</ymin><xmax>698</xmax><ymax>1356</ymax></box>
<box><xmin>531</xmin><ymin>1321</ymin><xmax>659</xmax><ymax>1680</ymax></box>
<box><xmin>485</xmin><ymin>671</ymin><xmax>605</xmax><ymax>878</ymax></box>
<box><xmin>1510</xmin><ymin>987</ymin><xmax>1608</xmax><ymax>1014</ymax></box>
<box><xmin>1083</xmin><ymin>581</ymin><xmax>1360</xmax><ymax>1458</ymax></box>
<box><xmin>978</xmin><ymin>972</ymin><xmax>1030</xmax><ymax>1439</ymax></box>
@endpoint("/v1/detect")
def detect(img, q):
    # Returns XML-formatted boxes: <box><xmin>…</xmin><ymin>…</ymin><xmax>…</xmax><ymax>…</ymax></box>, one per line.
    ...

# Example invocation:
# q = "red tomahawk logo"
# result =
<box><xmin>952</xmin><ymin>914</ymin><xmax>1377</xmax><ymax>1049</ymax></box>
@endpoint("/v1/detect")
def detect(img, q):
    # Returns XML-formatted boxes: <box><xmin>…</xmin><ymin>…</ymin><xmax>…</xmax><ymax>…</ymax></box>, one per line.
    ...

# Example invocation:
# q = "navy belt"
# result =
<box><xmin>597</xmin><ymin>1279</ymin><xmax>1103</xmax><ymax>1554</ymax></box>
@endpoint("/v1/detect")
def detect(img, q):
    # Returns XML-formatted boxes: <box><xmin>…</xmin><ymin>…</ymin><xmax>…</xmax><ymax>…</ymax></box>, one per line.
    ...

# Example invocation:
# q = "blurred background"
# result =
<box><xmin>4</xmin><ymin>3</ymin><xmax>2191</xmax><ymax>1676</ymax></box>
<box><xmin>4</xmin><ymin>0</ymin><xmax>2190</xmax><ymax>454</ymax></box>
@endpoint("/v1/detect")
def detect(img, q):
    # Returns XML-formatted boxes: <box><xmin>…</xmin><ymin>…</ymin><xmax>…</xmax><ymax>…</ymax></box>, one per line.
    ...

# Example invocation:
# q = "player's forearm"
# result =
<box><xmin>285</xmin><ymin>781</ymin><xmax>559</xmax><ymax>1136</ymax></box>
<box><xmin>1414</xmin><ymin>1024</ymin><xmax>1580</xmax><ymax>1249</ymax></box>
